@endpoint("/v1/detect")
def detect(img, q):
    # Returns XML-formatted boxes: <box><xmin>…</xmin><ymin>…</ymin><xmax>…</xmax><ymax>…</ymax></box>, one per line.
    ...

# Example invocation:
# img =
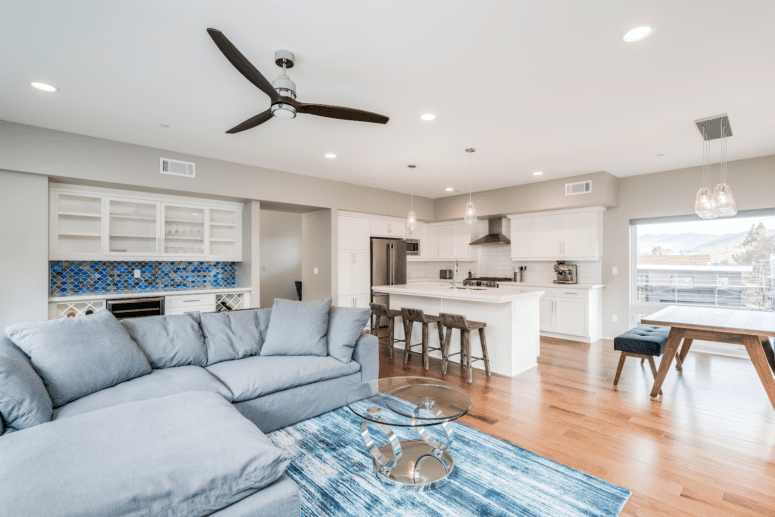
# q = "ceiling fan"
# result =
<box><xmin>207</xmin><ymin>28</ymin><xmax>389</xmax><ymax>133</ymax></box>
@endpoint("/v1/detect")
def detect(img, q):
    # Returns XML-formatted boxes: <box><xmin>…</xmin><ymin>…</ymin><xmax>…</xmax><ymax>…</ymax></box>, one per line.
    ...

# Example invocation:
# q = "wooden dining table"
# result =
<box><xmin>641</xmin><ymin>305</ymin><xmax>775</xmax><ymax>410</ymax></box>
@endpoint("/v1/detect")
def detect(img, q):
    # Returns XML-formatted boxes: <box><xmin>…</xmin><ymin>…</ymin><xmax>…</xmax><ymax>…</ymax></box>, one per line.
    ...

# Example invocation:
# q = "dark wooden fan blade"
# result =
<box><xmin>207</xmin><ymin>28</ymin><xmax>280</xmax><ymax>103</ymax></box>
<box><xmin>296</xmin><ymin>103</ymin><xmax>389</xmax><ymax>124</ymax></box>
<box><xmin>226</xmin><ymin>109</ymin><xmax>273</xmax><ymax>133</ymax></box>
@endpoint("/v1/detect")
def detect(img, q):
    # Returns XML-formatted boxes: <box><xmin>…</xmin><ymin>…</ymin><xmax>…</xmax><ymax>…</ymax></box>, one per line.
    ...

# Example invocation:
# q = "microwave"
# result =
<box><xmin>406</xmin><ymin>239</ymin><xmax>420</xmax><ymax>256</ymax></box>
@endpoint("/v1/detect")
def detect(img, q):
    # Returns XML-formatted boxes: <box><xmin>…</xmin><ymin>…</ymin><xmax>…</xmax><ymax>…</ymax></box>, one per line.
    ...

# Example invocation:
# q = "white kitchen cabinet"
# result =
<box><xmin>508</xmin><ymin>207</ymin><xmax>604</xmax><ymax>261</ymax></box>
<box><xmin>539</xmin><ymin>297</ymin><xmax>555</xmax><ymax>332</ymax></box>
<box><xmin>422</xmin><ymin>223</ymin><xmax>475</xmax><ymax>261</ymax></box>
<box><xmin>370</xmin><ymin>218</ymin><xmax>406</xmax><ymax>238</ymax></box>
<box><xmin>337</xmin><ymin>250</ymin><xmax>354</xmax><ymax>297</ymax></box>
<box><xmin>338</xmin><ymin>217</ymin><xmax>354</xmax><ymax>250</ymax></box>
<box><xmin>337</xmin><ymin>250</ymin><xmax>369</xmax><ymax>301</ymax></box>
<box><xmin>338</xmin><ymin>216</ymin><xmax>371</xmax><ymax>252</ymax></box>
<box><xmin>454</xmin><ymin>224</ymin><xmax>472</xmax><ymax>259</ymax></box>
<box><xmin>537</xmin><ymin>286</ymin><xmax>601</xmax><ymax>342</ymax></box>
<box><xmin>406</xmin><ymin>221</ymin><xmax>422</xmax><ymax>238</ymax></box>
<box><xmin>554</xmin><ymin>298</ymin><xmax>588</xmax><ymax>336</ymax></box>
<box><xmin>337</xmin><ymin>295</ymin><xmax>371</xmax><ymax>309</ymax></box>
<box><xmin>50</xmin><ymin>185</ymin><xmax>243</xmax><ymax>261</ymax></box>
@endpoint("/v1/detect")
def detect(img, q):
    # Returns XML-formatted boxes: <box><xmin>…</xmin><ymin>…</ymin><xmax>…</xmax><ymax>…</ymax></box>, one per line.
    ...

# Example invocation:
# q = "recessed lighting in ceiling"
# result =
<box><xmin>533</xmin><ymin>171</ymin><xmax>544</xmax><ymax>176</ymax></box>
<box><xmin>657</xmin><ymin>153</ymin><xmax>665</xmax><ymax>156</ymax></box>
<box><xmin>324</xmin><ymin>153</ymin><xmax>336</xmax><ymax>159</ymax></box>
<box><xmin>420</xmin><ymin>113</ymin><xmax>436</xmax><ymax>121</ymax></box>
<box><xmin>31</xmin><ymin>82</ymin><xmax>59</xmax><ymax>92</ymax></box>
<box><xmin>621</xmin><ymin>25</ymin><xmax>655</xmax><ymax>43</ymax></box>
<box><xmin>159</xmin><ymin>124</ymin><xmax>169</xmax><ymax>128</ymax></box>
<box><xmin>445</xmin><ymin>187</ymin><xmax>454</xmax><ymax>192</ymax></box>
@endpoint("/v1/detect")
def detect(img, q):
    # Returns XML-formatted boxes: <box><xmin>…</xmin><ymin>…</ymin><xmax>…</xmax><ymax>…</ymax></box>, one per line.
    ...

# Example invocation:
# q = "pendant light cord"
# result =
<box><xmin>469</xmin><ymin>152</ymin><xmax>472</xmax><ymax>202</ymax></box>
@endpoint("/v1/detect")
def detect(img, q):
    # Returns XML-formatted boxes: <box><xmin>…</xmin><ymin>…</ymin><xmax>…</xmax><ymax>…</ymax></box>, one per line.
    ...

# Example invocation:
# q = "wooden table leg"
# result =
<box><xmin>679</xmin><ymin>338</ymin><xmax>693</xmax><ymax>364</ymax></box>
<box><xmin>743</xmin><ymin>335</ymin><xmax>775</xmax><ymax>411</ymax></box>
<box><xmin>650</xmin><ymin>328</ymin><xmax>683</xmax><ymax>398</ymax></box>
<box><xmin>760</xmin><ymin>336</ymin><xmax>775</xmax><ymax>376</ymax></box>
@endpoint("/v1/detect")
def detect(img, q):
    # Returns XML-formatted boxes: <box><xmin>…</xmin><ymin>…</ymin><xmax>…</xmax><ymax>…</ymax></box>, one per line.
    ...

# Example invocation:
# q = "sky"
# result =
<box><xmin>638</xmin><ymin>215</ymin><xmax>775</xmax><ymax>236</ymax></box>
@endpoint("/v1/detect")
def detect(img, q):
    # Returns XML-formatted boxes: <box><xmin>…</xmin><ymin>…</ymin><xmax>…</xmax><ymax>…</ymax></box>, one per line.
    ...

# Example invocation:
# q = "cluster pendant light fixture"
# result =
<box><xmin>464</xmin><ymin>148</ymin><xmax>477</xmax><ymax>224</ymax></box>
<box><xmin>406</xmin><ymin>164</ymin><xmax>417</xmax><ymax>231</ymax></box>
<box><xmin>694</xmin><ymin>116</ymin><xmax>736</xmax><ymax>219</ymax></box>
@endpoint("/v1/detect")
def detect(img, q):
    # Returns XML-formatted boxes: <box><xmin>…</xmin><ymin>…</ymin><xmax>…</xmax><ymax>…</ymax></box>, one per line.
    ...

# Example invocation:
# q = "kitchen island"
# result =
<box><xmin>372</xmin><ymin>282</ymin><xmax>544</xmax><ymax>377</ymax></box>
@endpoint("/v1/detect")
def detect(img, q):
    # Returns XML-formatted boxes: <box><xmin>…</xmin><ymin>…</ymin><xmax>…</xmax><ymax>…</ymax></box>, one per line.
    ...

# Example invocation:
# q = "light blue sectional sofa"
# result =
<box><xmin>0</xmin><ymin>298</ymin><xmax>377</xmax><ymax>517</ymax></box>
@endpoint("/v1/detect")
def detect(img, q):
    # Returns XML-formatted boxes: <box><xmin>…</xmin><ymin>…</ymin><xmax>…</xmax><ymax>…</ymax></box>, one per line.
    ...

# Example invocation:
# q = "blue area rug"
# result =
<box><xmin>268</xmin><ymin>403</ymin><xmax>631</xmax><ymax>517</ymax></box>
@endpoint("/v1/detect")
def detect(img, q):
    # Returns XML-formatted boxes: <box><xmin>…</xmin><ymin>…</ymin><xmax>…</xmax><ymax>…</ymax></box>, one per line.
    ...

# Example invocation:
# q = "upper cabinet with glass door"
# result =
<box><xmin>49</xmin><ymin>185</ymin><xmax>243</xmax><ymax>261</ymax></box>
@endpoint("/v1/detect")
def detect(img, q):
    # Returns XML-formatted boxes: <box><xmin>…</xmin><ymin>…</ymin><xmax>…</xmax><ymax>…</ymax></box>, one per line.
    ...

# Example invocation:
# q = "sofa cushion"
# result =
<box><xmin>206</xmin><ymin>355</ymin><xmax>360</xmax><ymax>403</ymax></box>
<box><xmin>327</xmin><ymin>306</ymin><xmax>371</xmax><ymax>363</ymax></box>
<box><xmin>0</xmin><ymin>336</ymin><xmax>53</xmax><ymax>432</ymax></box>
<box><xmin>200</xmin><ymin>309</ymin><xmax>271</xmax><ymax>365</ymax></box>
<box><xmin>54</xmin><ymin>365</ymin><xmax>234</xmax><ymax>420</ymax></box>
<box><xmin>614</xmin><ymin>325</ymin><xmax>671</xmax><ymax>356</ymax></box>
<box><xmin>121</xmin><ymin>313</ymin><xmax>207</xmax><ymax>368</ymax></box>
<box><xmin>0</xmin><ymin>392</ymin><xmax>290</xmax><ymax>517</ymax></box>
<box><xmin>5</xmin><ymin>310</ymin><xmax>152</xmax><ymax>407</ymax></box>
<box><xmin>261</xmin><ymin>298</ymin><xmax>331</xmax><ymax>357</ymax></box>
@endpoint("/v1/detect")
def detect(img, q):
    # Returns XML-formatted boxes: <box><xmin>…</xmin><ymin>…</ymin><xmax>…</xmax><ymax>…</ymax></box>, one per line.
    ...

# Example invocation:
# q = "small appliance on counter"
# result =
<box><xmin>439</xmin><ymin>269</ymin><xmax>454</xmax><ymax>280</ymax></box>
<box><xmin>462</xmin><ymin>276</ymin><xmax>511</xmax><ymax>288</ymax></box>
<box><xmin>513</xmin><ymin>266</ymin><xmax>526</xmax><ymax>282</ymax></box>
<box><xmin>553</xmin><ymin>261</ymin><xmax>577</xmax><ymax>284</ymax></box>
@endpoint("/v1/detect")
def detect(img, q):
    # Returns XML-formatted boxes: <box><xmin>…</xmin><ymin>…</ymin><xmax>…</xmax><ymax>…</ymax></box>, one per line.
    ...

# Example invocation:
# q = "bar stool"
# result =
<box><xmin>439</xmin><ymin>313</ymin><xmax>491</xmax><ymax>383</ymax></box>
<box><xmin>369</xmin><ymin>303</ymin><xmax>404</xmax><ymax>359</ymax></box>
<box><xmin>401</xmin><ymin>307</ymin><xmax>445</xmax><ymax>370</ymax></box>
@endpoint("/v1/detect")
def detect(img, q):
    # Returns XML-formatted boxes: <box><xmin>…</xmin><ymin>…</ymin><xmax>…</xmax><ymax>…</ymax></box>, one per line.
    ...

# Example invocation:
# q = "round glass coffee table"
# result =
<box><xmin>346</xmin><ymin>376</ymin><xmax>472</xmax><ymax>491</ymax></box>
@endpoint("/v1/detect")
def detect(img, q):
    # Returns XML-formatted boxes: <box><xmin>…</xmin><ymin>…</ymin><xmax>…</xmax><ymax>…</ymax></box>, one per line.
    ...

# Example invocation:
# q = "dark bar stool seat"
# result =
<box><xmin>401</xmin><ymin>307</ymin><xmax>445</xmax><ymax>371</ymax></box>
<box><xmin>369</xmin><ymin>303</ymin><xmax>405</xmax><ymax>359</ymax></box>
<box><xmin>439</xmin><ymin>313</ymin><xmax>491</xmax><ymax>383</ymax></box>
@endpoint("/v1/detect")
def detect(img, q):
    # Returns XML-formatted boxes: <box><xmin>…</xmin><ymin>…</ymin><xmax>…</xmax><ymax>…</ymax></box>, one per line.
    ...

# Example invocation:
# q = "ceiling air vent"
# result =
<box><xmin>160</xmin><ymin>158</ymin><xmax>195</xmax><ymax>178</ymax></box>
<box><xmin>565</xmin><ymin>180</ymin><xmax>591</xmax><ymax>196</ymax></box>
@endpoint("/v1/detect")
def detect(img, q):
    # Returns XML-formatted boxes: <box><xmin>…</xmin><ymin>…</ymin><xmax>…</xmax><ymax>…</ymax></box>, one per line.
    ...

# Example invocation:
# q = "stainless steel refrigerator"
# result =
<box><xmin>371</xmin><ymin>238</ymin><xmax>406</xmax><ymax>329</ymax></box>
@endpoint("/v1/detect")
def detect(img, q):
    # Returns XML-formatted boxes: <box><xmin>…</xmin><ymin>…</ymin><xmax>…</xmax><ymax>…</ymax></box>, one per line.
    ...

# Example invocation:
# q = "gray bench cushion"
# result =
<box><xmin>0</xmin><ymin>337</ymin><xmax>52</xmax><ymax>433</ymax></box>
<box><xmin>54</xmin><ymin>365</ymin><xmax>233</xmax><ymax>420</ymax></box>
<box><xmin>206</xmin><ymin>355</ymin><xmax>360</xmax><ymax>402</ymax></box>
<box><xmin>0</xmin><ymin>392</ymin><xmax>290</xmax><ymax>517</ymax></box>
<box><xmin>121</xmin><ymin>313</ymin><xmax>208</xmax><ymax>368</ymax></box>
<box><xmin>200</xmin><ymin>309</ymin><xmax>271</xmax><ymax>365</ymax></box>
<box><xmin>614</xmin><ymin>325</ymin><xmax>671</xmax><ymax>356</ymax></box>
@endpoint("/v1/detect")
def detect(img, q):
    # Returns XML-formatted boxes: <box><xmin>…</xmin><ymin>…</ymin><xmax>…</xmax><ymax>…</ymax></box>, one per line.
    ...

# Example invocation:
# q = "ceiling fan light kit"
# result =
<box><xmin>207</xmin><ymin>29</ymin><xmax>388</xmax><ymax>133</ymax></box>
<box><xmin>694</xmin><ymin>115</ymin><xmax>736</xmax><ymax>219</ymax></box>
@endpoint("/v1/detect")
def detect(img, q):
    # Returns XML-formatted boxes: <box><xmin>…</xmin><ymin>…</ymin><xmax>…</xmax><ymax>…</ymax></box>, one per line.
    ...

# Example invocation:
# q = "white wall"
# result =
<box><xmin>260</xmin><ymin>210</ymin><xmax>302</xmax><ymax>308</ymax></box>
<box><xmin>235</xmin><ymin>201</ymin><xmax>260</xmax><ymax>307</ymax></box>
<box><xmin>0</xmin><ymin>170</ymin><xmax>49</xmax><ymax>330</ymax></box>
<box><xmin>301</xmin><ymin>209</ymin><xmax>333</xmax><ymax>302</ymax></box>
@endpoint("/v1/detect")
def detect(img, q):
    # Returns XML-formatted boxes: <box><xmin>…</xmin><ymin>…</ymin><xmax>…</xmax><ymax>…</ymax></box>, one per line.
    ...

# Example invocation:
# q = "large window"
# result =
<box><xmin>632</xmin><ymin>210</ymin><xmax>775</xmax><ymax>316</ymax></box>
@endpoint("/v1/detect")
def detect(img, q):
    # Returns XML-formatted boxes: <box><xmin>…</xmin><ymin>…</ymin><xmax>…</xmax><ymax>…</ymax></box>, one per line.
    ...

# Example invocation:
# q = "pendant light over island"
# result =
<box><xmin>464</xmin><ymin>148</ymin><xmax>477</xmax><ymax>225</ymax></box>
<box><xmin>405</xmin><ymin>164</ymin><xmax>417</xmax><ymax>231</ymax></box>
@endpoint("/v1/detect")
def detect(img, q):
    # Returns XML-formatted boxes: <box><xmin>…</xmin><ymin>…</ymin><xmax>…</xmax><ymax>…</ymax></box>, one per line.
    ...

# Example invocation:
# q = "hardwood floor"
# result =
<box><xmin>377</xmin><ymin>332</ymin><xmax>775</xmax><ymax>516</ymax></box>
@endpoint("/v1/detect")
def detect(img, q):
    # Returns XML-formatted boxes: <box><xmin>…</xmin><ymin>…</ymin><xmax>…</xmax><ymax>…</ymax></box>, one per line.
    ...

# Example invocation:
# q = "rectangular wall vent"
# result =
<box><xmin>565</xmin><ymin>180</ymin><xmax>591</xmax><ymax>196</ymax></box>
<box><xmin>160</xmin><ymin>158</ymin><xmax>195</xmax><ymax>178</ymax></box>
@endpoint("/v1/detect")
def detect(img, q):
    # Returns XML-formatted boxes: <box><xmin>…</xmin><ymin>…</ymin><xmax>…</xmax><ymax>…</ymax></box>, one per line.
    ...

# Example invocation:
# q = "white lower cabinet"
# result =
<box><xmin>337</xmin><ymin>250</ymin><xmax>369</xmax><ymax>305</ymax></box>
<box><xmin>337</xmin><ymin>295</ymin><xmax>370</xmax><ymax>309</ymax></box>
<box><xmin>538</xmin><ymin>287</ymin><xmax>602</xmax><ymax>343</ymax></box>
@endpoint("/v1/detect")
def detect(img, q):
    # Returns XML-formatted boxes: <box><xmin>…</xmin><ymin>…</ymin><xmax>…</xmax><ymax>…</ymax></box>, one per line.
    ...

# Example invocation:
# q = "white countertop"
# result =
<box><xmin>49</xmin><ymin>287</ymin><xmax>251</xmax><ymax>302</ymax></box>
<box><xmin>373</xmin><ymin>282</ymin><xmax>544</xmax><ymax>303</ymax></box>
<box><xmin>408</xmin><ymin>278</ymin><xmax>604</xmax><ymax>289</ymax></box>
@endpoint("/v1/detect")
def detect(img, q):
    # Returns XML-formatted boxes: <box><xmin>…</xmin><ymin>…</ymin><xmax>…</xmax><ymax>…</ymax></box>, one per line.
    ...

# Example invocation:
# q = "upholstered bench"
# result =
<box><xmin>613</xmin><ymin>325</ymin><xmax>680</xmax><ymax>395</ymax></box>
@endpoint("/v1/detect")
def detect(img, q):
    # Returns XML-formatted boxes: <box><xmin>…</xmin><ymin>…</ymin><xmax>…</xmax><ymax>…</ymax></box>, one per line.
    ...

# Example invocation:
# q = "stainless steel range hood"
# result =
<box><xmin>470</xmin><ymin>217</ymin><xmax>511</xmax><ymax>246</ymax></box>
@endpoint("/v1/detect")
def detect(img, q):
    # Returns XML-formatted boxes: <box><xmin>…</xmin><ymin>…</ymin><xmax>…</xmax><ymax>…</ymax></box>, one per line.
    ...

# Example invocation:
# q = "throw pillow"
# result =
<box><xmin>121</xmin><ymin>313</ymin><xmax>208</xmax><ymax>368</ymax></box>
<box><xmin>327</xmin><ymin>306</ymin><xmax>371</xmax><ymax>363</ymax></box>
<box><xmin>5</xmin><ymin>310</ymin><xmax>152</xmax><ymax>407</ymax></box>
<box><xmin>261</xmin><ymin>298</ymin><xmax>332</xmax><ymax>357</ymax></box>
<box><xmin>199</xmin><ymin>309</ymin><xmax>268</xmax><ymax>365</ymax></box>
<box><xmin>0</xmin><ymin>337</ymin><xmax>53</xmax><ymax>432</ymax></box>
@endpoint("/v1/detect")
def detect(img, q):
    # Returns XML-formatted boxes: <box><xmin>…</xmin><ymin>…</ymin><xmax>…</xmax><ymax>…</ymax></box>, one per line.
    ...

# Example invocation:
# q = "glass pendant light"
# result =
<box><xmin>464</xmin><ymin>148</ymin><xmax>477</xmax><ymax>224</ymax></box>
<box><xmin>712</xmin><ymin>119</ymin><xmax>737</xmax><ymax>217</ymax></box>
<box><xmin>406</xmin><ymin>165</ymin><xmax>417</xmax><ymax>231</ymax></box>
<box><xmin>695</xmin><ymin>124</ymin><xmax>718</xmax><ymax>219</ymax></box>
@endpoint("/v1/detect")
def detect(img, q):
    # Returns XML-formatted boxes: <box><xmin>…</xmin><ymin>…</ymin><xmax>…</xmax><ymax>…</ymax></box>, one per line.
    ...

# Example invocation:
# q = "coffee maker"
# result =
<box><xmin>553</xmin><ymin>261</ymin><xmax>577</xmax><ymax>284</ymax></box>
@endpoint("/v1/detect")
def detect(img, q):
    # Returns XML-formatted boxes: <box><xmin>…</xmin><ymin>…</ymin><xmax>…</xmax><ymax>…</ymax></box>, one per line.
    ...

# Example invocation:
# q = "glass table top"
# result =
<box><xmin>346</xmin><ymin>376</ymin><xmax>472</xmax><ymax>427</ymax></box>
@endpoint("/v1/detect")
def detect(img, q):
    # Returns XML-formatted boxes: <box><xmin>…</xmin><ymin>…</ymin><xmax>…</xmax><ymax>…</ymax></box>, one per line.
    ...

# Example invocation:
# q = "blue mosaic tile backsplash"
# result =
<box><xmin>50</xmin><ymin>261</ymin><xmax>237</xmax><ymax>296</ymax></box>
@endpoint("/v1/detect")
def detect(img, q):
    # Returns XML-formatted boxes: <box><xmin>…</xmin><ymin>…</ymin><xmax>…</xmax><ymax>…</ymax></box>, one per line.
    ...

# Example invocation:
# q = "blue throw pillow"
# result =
<box><xmin>121</xmin><ymin>314</ymin><xmax>208</xmax><ymax>368</ymax></box>
<box><xmin>327</xmin><ymin>307</ymin><xmax>371</xmax><ymax>363</ymax></box>
<box><xmin>261</xmin><ymin>298</ymin><xmax>332</xmax><ymax>357</ymax></box>
<box><xmin>0</xmin><ymin>337</ymin><xmax>53</xmax><ymax>432</ymax></box>
<box><xmin>5</xmin><ymin>310</ymin><xmax>152</xmax><ymax>407</ymax></box>
<box><xmin>200</xmin><ymin>309</ymin><xmax>270</xmax><ymax>365</ymax></box>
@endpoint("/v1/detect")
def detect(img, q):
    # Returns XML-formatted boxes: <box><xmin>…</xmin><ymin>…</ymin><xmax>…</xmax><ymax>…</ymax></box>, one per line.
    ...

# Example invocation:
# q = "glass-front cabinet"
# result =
<box><xmin>49</xmin><ymin>185</ymin><xmax>243</xmax><ymax>261</ymax></box>
<box><xmin>106</xmin><ymin>198</ymin><xmax>160</xmax><ymax>255</ymax></box>
<box><xmin>162</xmin><ymin>203</ymin><xmax>207</xmax><ymax>257</ymax></box>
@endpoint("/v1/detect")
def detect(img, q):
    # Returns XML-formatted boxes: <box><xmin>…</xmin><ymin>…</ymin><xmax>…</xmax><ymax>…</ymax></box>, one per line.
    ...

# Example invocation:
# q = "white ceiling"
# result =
<box><xmin>2</xmin><ymin>1</ymin><xmax>775</xmax><ymax>198</ymax></box>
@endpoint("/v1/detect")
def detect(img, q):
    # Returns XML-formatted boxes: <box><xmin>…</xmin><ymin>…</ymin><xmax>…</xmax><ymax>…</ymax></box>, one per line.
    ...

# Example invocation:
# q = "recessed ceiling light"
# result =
<box><xmin>420</xmin><ymin>114</ymin><xmax>436</xmax><ymax>121</ymax></box>
<box><xmin>324</xmin><ymin>153</ymin><xmax>336</xmax><ymax>159</ymax></box>
<box><xmin>621</xmin><ymin>25</ymin><xmax>655</xmax><ymax>43</ymax></box>
<box><xmin>657</xmin><ymin>153</ymin><xmax>665</xmax><ymax>157</ymax></box>
<box><xmin>158</xmin><ymin>124</ymin><xmax>169</xmax><ymax>128</ymax></box>
<box><xmin>31</xmin><ymin>82</ymin><xmax>59</xmax><ymax>92</ymax></box>
<box><xmin>445</xmin><ymin>187</ymin><xmax>454</xmax><ymax>192</ymax></box>
<box><xmin>533</xmin><ymin>171</ymin><xmax>544</xmax><ymax>176</ymax></box>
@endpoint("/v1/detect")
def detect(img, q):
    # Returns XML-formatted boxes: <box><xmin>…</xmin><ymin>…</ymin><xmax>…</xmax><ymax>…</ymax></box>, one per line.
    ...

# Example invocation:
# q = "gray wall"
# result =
<box><xmin>603</xmin><ymin>154</ymin><xmax>775</xmax><ymax>337</ymax></box>
<box><xmin>0</xmin><ymin>120</ymin><xmax>435</xmax><ymax>221</ymax></box>
<box><xmin>434</xmin><ymin>171</ymin><xmax>618</xmax><ymax>221</ymax></box>
<box><xmin>0</xmin><ymin>170</ymin><xmax>49</xmax><ymax>331</ymax></box>
<box><xmin>301</xmin><ymin>210</ymin><xmax>333</xmax><ymax>302</ymax></box>
<box><xmin>235</xmin><ymin>201</ymin><xmax>261</xmax><ymax>307</ymax></box>
<box><xmin>259</xmin><ymin>210</ymin><xmax>302</xmax><ymax>308</ymax></box>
